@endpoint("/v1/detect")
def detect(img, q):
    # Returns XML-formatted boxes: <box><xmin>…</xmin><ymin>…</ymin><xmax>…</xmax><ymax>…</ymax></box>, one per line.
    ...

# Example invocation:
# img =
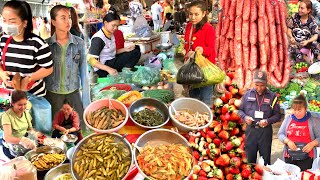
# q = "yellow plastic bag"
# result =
<box><xmin>193</xmin><ymin>52</ymin><xmax>225</xmax><ymax>88</ymax></box>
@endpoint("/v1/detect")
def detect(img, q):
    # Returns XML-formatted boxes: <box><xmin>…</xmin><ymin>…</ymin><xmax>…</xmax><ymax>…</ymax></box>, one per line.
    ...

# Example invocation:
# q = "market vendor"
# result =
<box><xmin>45</xmin><ymin>5</ymin><xmax>90</xmax><ymax>131</ymax></box>
<box><xmin>1</xmin><ymin>90</ymin><xmax>42</xmax><ymax>159</ymax></box>
<box><xmin>287</xmin><ymin>0</ymin><xmax>320</xmax><ymax>63</ymax></box>
<box><xmin>52</xmin><ymin>100</ymin><xmax>81</xmax><ymax>142</ymax></box>
<box><xmin>0</xmin><ymin>1</ymin><xmax>53</xmax><ymax>96</ymax></box>
<box><xmin>278</xmin><ymin>94</ymin><xmax>320</xmax><ymax>171</ymax></box>
<box><xmin>87</xmin><ymin>10</ymin><xmax>141</xmax><ymax>77</ymax></box>
<box><xmin>238</xmin><ymin>70</ymin><xmax>281</xmax><ymax>165</ymax></box>
<box><xmin>183</xmin><ymin>1</ymin><xmax>216</xmax><ymax>106</ymax></box>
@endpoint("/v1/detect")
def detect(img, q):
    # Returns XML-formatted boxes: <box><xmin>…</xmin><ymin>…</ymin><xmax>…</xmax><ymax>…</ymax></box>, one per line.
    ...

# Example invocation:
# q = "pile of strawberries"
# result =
<box><xmin>188</xmin><ymin>72</ymin><xmax>264</xmax><ymax>180</ymax></box>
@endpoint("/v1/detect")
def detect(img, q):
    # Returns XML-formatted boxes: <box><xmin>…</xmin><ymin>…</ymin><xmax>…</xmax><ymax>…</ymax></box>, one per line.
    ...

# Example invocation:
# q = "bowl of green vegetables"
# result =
<box><xmin>129</xmin><ymin>98</ymin><xmax>170</xmax><ymax>129</ymax></box>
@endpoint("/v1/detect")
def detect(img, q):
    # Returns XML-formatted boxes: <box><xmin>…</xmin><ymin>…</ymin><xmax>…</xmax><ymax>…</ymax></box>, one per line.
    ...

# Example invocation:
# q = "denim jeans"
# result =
<box><xmin>189</xmin><ymin>85</ymin><xmax>213</xmax><ymax>107</ymax></box>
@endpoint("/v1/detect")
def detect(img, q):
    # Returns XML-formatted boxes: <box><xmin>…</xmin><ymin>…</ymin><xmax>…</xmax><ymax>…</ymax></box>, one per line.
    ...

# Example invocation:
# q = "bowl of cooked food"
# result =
<box><xmin>129</xmin><ymin>98</ymin><xmax>170</xmax><ymax>129</ymax></box>
<box><xmin>83</xmin><ymin>98</ymin><xmax>129</xmax><ymax>133</ymax></box>
<box><xmin>133</xmin><ymin>129</ymin><xmax>194</xmax><ymax>180</ymax></box>
<box><xmin>44</xmin><ymin>164</ymin><xmax>71</xmax><ymax>180</ymax></box>
<box><xmin>169</xmin><ymin>97</ymin><xmax>213</xmax><ymax>132</ymax></box>
<box><xmin>24</xmin><ymin>146</ymin><xmax>66</xmax><ymax>171</ymax></box>
<box><xmin>70</xmin><ymin>133</ymin><xmax>133</xmax><ymax>180</ymax></box>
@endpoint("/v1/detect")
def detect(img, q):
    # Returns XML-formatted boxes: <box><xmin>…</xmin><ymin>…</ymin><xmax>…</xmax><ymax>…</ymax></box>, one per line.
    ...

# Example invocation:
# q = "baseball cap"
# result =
<box><xmin>253</xmin><ymin>70</ymin><xmax>267</xmax><ymax>84</ymax></box>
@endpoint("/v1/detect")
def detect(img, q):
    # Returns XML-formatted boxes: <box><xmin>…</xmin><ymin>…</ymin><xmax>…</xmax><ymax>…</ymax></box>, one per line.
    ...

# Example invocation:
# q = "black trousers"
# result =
<box><xmin>245</xmin><ymin>125</ymin><xmax>273</xmax><ymax>165</ymax></box>
<box><xmin>97</xmin><ymin>45</ymin><xmax>141</xmax><ymax>77</ymax></box>
<box><xmin>285</xmin><ymin>157</ymin><xmax>313</xmax><ymax>171</ymax></box>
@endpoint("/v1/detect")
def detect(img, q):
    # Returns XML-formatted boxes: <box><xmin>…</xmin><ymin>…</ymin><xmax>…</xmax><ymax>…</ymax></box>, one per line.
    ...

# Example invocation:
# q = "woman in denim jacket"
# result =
<box><xmin>45</xmin><ymin>5</ymin><xmax>90</xmax><ymax>129</ymax></box>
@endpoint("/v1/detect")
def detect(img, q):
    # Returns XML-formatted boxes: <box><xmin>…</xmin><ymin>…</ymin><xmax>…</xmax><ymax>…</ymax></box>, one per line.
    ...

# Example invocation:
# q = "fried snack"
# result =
<box><xmin>173</xmin><ymin>110</ymin><xmax>210</xmax><ymax>127</ymax></box>
<box><xmin>31</xmin><ymin>153</ymin><xmax>65</xmax><ymax>170</ymax></box>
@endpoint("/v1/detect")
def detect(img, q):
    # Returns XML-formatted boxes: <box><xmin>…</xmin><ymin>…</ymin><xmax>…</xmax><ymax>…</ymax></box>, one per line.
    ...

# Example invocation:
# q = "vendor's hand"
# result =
<box><xmin>63</xmin><ymin>129</ymin><xmax>69</xmax><ymax>135</ymax></box>
<box><xmin>20</xmin><ymin>76</ymin><xmax>31</xmax><ymax>91</ymax></box>
<box><xmin>125</xmin><ymin>45</ymin><xmax>135</xmax><ymax>52</ymax></box>
<box><xmin>186</xmin><ymin>51</ymin><xmax>195</xmax><ymax>59</ymax></box>
<box><xmin>107</xmin><ymin>68</ymin><xmax>118</xmax><ymax>75</ymax></box>
<box><xmin>290</xmin><ymin>37</ymin><xmax>296</xmax><ymax>44</ymax></box>
<box><xmin>60</xmin><ymin>127</ymin><xmax>67</xmax><ymax>133</ymax></box>
<box><xmin>245</xmin><ymin>116</ymin><xmax>254</xmax><ymax>125</ymax></box>
<box><xmin>300</xmin><ymin>40</ymin><xmax>310</xmax><ymax>47</ymax></box>
<box><xmin>0</xmin><ymin>71</ymin><xmax>12</xmax><ymax>87</ymax></box>
<box><xmin>195</xmin><ymin>46</ymin><xmax>203</xmax><ymax>55</ymax></box>
<box><xmin>287</xmin><ymin>140</ymin><xmax>297</xmax><ymax>151</ymax></box>
<box><xmin>19</xmin><ymin>137</ymin><xmax>36</xmax><ymax>150</ymax></box>
<box><xmin>303</xmin><ymin>141</ymin><xmax>317</xmax><ymax>153</ymax></box>
<box><xmin>259</xmin><ymin>119</ymin><xmax>268</xmax><ymax>128</ymax></box>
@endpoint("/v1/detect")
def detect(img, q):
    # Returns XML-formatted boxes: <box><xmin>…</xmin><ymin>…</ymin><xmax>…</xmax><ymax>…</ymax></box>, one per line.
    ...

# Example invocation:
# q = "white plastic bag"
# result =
<box><xmin>133</xmin><ymin>16</ymin><xmax>152</xmax><ymax>37</ymax></box>
<box><xmin>311</xmin><ymin>157</ymin><xmax>320</xmax><ymax>171</ymax></box>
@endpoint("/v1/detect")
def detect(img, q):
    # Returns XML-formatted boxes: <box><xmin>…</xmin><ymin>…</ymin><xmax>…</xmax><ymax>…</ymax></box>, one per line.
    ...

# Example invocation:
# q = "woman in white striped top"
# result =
<box><xmin>0</xmin><ymin>1</ymin><xmax>53</xmax><ymax>97</ymax></box>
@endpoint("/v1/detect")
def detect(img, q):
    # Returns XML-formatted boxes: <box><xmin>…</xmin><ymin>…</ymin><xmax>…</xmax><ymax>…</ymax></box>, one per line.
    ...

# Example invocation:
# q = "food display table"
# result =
<box><xmin>126</xmin><ymin>34</ymin><xmax>161</xmax><ymax>54</ymax></box>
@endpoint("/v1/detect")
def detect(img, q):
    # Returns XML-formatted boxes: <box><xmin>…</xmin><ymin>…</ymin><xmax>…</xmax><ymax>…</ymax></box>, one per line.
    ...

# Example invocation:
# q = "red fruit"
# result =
<box><xmin>220</xmin><ymin>94</ymin><xmax>229</xmax><ymax>104</ymax></box>
<box><xmin>230</xmin><ymin>110</ymin><xmax>241</xmax><ymax>121</ymax></box>
<box><xmin>228</xmin><ymin>150</ymin><xmax>237</xmax><ymax>157</ymax></box>
<box><xmin>228</xmin><ymin>98</ymin><xmax>236</xmax><ymax>105</ymax></box>
<box><xmin>220</xmin><ymin>114</ymin><xmax>226</xmax><ymax>122</ymax></box>
<box><xmin>193</xmin><ymin>150</ymin><xmax>200</xmax><ymax>160</ymax></box>
<box><xmin>224</xmin><ymin>112</ymin><xmax>231</xmax><ymax>121</ymax></box>
<box><xmin>227</xmin><ymin>71</ymin><xmax>235</xmax><ymax>80</ymax></box>
<box><xmin>225</xmin><ymin>91</ymin><xmax>233</xmax><ymax>100</ymax></box>
<box><xmin>241</xmin><ymin>164</ymin><xmax>252</xmax><ymax>170</ymax></box>
<box><xmin>221</xmin><ymin>104</ymin><xmax>229</xmax><ymax>114</ymax></box>
<box><xmin>199</xmin><ymin>170</ymin><xmax>207</xmax><ymax>177</ymax></box>
<box><xmin>207</xmin><ymin>131</ymin><xmax>216</xmax><ymax>139</ymax></box>
<box><xmin>209</xmin><ymin>148</ymin><xmax>221</xmax><ymax>157</ymax></box>
<box><xmin>238</xmin><ymin>88</ymin><xmax>245</xmax><ymax>96</ymax></box>
<box><xmin>215</xmin><ymin>154</ymin><xmax>230</xmax><ymax>167</ymax></box>
<box><xmin>230</xmin><ymin>127</ymin><xmax>240</xmax><ymax>136</ymax></box>
<box><xmin>214</xmin><ymin>124</ymin><xmax>222</xmax><ymax>133</ymax></box>
<box><xmin>213</xmin><ymin>138</ymin><xmax>221</xmax><ymax>146</ymax></box>
<box><xmin>229</xmin><ymin>166</ymin><xmax>240</xmax><ymax>174</ymax></box>
<box><xmin>223</xmin><ymin>121</ymin><xmax>236</xmax><ymax>130</ymax></box>
<box><xmin>254</xmin><ymin>164</ymin><xmax>264</xmax><ymax>174</ymax></box>
<box><xmin>225</xmin><ymin>141</ymin><xmax>234</xmax><ymax>151</ymax></box>
<box><xmin>200</xmin><ymin>130</ymin><xmax>207</xmax><ymax>138</ymax></box>
<box><xmin>251</xmin><ymin>172</ymin><xmax>262</xmax><ymax>179</ymax></box>
<box><xmin>198</xmin><ymin>176</ymin><xmax>208</xmax><ymax>180</ymax></box>
<box><xmin>230</xmin><ymin>157</ymin><xmax>242</xmax><ymax>168</ymax></box>
<box><xmin>241</xmin><ymin>168</ymin><xmax>252</xmax><ymax>178</ymax></box>
<box><xmin>226</xmin><ymin>173</ymin><xmax>234</xmax><ymax>180</ymax></box>
<box><xmin>209</xmin><ymin>120</ymin><xmax>220</xmax><ymax>128</ymax></box>
<box><xmin>218</xmin><ymin>130</ymin><xmax>230</xmax><ymax>140</ymax></box>
<box><xmin>228</xmin><ymin>86</ymin><xmax>239</xmax><ymax>95</ymax></box>
<box><xmin>230</xmin><ymin>136</ymin><xmax>241</xmax><ymax>148</ymax></box>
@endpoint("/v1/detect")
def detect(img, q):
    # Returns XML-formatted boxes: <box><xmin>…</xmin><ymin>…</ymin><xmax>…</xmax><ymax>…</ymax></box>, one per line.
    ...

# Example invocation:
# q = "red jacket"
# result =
<box><xmin>184</xmin><ymin>22</ymin><xmax>216</xmax><ymax>64</ymax></box>
<box><xmin>52</xmin><ymin>111</ymin><xmax>80</xmax><ymax>131</ymax></box>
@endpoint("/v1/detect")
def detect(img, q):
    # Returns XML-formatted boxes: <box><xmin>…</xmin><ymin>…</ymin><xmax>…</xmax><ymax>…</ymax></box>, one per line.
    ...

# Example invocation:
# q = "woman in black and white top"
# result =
<box><xmin>0</xmin><ymin>1</ymin><xmax>53</xmax><ymax>97</ymax></box>
<box><xmin>87</xmin><ymin>10</ymin><xmax>140</xmax><ymax>77</ymax></box>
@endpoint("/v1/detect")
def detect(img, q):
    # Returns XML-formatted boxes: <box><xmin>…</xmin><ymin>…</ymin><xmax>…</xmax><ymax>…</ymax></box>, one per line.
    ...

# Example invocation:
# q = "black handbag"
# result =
<box><xmin>287</xmin><ymin>142</ymin><xmax>309</xmax><ymax>160</ymax></box>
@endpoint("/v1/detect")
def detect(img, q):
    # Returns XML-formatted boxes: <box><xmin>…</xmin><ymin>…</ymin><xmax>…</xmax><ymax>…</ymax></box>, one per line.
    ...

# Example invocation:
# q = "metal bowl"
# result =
<box><xmin>169</xmin><ymin>97</ymin><xmax>213</xmax><ymax>132</ymax></box>
<box><xmin>24</xmin><ymin>146</ymin><xmax>66</xmax><ymax>171</ymax></box>
<box><xmin>44</xmin><ymin>164</ymin><xmax>71</xmax><ymax>180</ymax></box>
<box><xmin>60</xmin><ymin>134</ymin><xmax>78</xmax><ymax>143</ymax></box>
<box><xmin>156</xmin><ymin>43</ymin><xmax>173</xmax><ymax>50</ymax></box>
<box><xmin>133</xmin><ymin>129</ymin><xmax>193</xmax><ymax>179</ymax></box>
<box><xmin>70</xmin><ymin>133</ymin><xmax>133</xmax><ymax>180</ymax></box>
<box><xmin>129</xmin><ymin>98</ymin><xmax>170</xmax><ymax>129</ymax></box>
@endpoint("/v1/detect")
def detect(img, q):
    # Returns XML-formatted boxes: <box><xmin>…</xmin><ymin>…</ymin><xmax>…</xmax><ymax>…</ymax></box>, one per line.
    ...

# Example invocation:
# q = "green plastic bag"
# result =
<box><xmin>93</xmin><ymin>89</ymin><xmax>126</xmax><ymax>101</ymax></box>
<box><xmin>193</xmin><ymin>52</ymin><xmax>225</xmax><ymax>88</ymax></box>
<box><xmin>132</xmin><ymin>66</ymin><xmax>161</xmax><ymax>86</ymax></box>
<box><xmin>163</xmin><ymin>58</ymin><xmax>178</xmax><ymax>75</ymax></box>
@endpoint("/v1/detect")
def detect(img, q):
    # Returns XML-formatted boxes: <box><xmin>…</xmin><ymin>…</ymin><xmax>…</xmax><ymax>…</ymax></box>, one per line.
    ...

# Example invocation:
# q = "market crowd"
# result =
<box><xmin>0</xmin><ymin>0</ymin><xmax>319</xmax><ymax>175</ymax></box>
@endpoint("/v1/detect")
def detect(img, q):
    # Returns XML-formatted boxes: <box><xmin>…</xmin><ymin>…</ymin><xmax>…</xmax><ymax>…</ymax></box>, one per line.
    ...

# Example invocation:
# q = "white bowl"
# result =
<box><xmin>169</xmin><ymin>97</ymin><xmax>213</xmax><ymax>132</ymax></box>
<box><xmin>83</xmin><ymin>98</ymin><xmax>129</xmax><ymax>133</ymax></box>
